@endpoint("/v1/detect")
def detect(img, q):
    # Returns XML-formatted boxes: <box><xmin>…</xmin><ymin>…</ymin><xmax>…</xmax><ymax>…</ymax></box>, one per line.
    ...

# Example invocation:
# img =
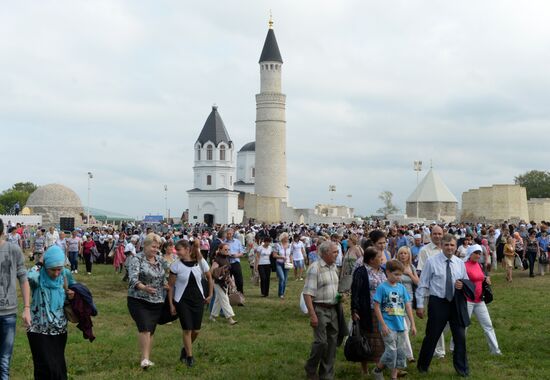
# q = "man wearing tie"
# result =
<box><xmin>415</xmin><ymin>234</ymin><xmax>470</xmax><ymax>377</ymax></box>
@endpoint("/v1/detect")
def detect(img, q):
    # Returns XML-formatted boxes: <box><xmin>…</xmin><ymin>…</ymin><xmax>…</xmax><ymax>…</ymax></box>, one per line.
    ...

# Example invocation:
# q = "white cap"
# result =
<box><xmin>465</xmin><ymin>244</ymin><xmax>482</xmax><ymax>261</ymax></box>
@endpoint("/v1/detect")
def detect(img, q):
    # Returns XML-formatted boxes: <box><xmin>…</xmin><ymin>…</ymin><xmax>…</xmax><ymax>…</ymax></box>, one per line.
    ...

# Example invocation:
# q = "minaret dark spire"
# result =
<box><xmin>259</xmin><ymin>16</ymin><xmax>283</xmax><ymax>63</ymax></box>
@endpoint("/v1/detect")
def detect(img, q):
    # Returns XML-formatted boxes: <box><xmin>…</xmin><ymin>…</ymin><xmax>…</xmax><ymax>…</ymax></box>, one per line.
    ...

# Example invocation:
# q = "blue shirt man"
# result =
<box><xmin>225</xmin><ymin>229</ymin><xmax>245</xmax><ymax>294</ymax></box>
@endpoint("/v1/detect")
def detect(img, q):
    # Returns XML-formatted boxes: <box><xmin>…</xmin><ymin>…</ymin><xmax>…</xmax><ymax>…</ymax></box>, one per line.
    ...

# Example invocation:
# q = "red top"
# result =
<box><xmin>465</xmin><ymin>260</ymin><xmax>484</xmax><ymax>303</ymax></box>
<box><xmin>82</xmin><ymin>240</ymin><xmax>96</xmax><ymax>255</ymax></box>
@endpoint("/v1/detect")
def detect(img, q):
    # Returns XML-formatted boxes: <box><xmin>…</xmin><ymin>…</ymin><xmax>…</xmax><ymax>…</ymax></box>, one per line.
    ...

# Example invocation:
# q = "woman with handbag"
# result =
<box><xmin>27</xmin><ymin>245</ymin><xmax>76</xmax><ymax>379</ymax></box>
<box><xmin>339</xmin><ymin>234</ymin><xmax>362</xmax><ymax>295</ymax></box>
<box><xmin>273</xmin><ymin>233</ymin><xmax>293</xmax><ymax>299</ymax></box>
<box><xmin>127</xmin><ymin>233</ymin><xmax>169</xmax><ymax>369</ymax></box>
<box><xmin>451</xmin><ymin>244</ymin><xmax>501</xmax><ymax>355</ymax></box>
<box><xmin>397</xmin><ymin>246</ymin><xmax>419</xmax><ymax>363</ymax></box>
<box><xmin>351</xmin><ymin>246</ymin><xmax>387</xmax><ymax>375</ymax></box>
<box><xmin>168</xmin><ymin>240</ymin><xmax>213</xmax><ymax>367</ymax></box>
<box><xmin>209</xmin><ymin>243</ymin><xmax>237</xmax><ymax>325</ymax></box>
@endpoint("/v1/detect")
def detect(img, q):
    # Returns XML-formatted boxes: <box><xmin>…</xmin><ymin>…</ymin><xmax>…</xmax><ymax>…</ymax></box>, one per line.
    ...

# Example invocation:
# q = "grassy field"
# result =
<box><xmin>10</xmin><ymin>262</ymin><xmax>550</xmax><ymax>379</ymax></box>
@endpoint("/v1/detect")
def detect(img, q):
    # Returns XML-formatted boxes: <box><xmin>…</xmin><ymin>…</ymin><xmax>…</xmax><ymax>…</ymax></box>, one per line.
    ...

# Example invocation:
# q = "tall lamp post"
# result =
<box><xmin>328</xmin><ymin>185</ymin><xmax>336</xmax><ymax>203</ymax></box>
<box><xmin>87</xmin><ymin>172</ymin><xmax>93</xmax><ymax>225</ymax></box>
<box><xmin>413</xmin><ymin>161</ymin><xmax>422</xmax><ymax>219</ymax></box>
<box><xmin>164</xmin><ymin>185</ymin><xmax>168</xmax><ymax>222</ymax></box>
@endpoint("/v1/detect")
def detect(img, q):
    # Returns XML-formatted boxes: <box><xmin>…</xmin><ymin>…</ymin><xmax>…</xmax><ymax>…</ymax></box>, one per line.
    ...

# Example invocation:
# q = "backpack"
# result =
<box><xmin>539</xmin><ymin>251</ymin><xmax>549</xmax><ymax>265</ymax></box>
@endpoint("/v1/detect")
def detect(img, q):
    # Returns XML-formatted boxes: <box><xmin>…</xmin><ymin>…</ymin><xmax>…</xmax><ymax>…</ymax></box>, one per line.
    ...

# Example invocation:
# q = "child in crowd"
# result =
<box><xmin>373</xmin><ymin>260</ymin><xmax>416</xmax><ymax>380</ymax></box>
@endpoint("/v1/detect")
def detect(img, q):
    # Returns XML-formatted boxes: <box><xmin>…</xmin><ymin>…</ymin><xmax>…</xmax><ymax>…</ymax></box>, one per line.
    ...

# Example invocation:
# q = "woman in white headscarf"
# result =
<box><xmin>451</xmin><ymin>244</ymin><xmax>501</xmax><ymax>355</ymax></box>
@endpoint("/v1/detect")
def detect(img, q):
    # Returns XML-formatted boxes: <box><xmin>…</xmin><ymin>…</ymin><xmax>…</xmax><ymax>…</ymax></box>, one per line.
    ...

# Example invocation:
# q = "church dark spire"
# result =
<box><xmin>196</xmin><ymin>105</ymin><xmax>232</xmax><ymax>146</ymax></box>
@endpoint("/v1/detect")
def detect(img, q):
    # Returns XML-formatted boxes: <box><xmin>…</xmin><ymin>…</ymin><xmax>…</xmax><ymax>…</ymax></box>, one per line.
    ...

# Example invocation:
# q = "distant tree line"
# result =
<box><xmin>0</xmin><ymin>182</ymin><xmax>38</xmax><ymax>214</ymax></box>
<box><xmin>514</xmin><ymin>170</ymin><xmax>550</xmax><ymax>199</ymax></box>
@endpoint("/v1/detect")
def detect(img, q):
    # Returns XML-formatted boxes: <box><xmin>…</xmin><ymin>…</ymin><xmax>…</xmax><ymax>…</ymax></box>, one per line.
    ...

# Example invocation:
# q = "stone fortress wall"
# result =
<box><xmin>461</xmin><ymin>184</ymin><xmax>529</xmax><ymax>223</ymax></box>
<box><xmin>527</xmin><ymin>198</ymin><xmax>550</xmax><ymax>224</ymax></box>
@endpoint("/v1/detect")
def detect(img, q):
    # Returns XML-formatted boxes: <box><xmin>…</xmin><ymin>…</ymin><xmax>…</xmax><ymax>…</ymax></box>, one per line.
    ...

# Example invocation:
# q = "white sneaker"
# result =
<box><xmin>140</xmin><ymin>359</ymin><xmax>154</xmax><ymax>369</ymax></box>
<box><xmin>74</xmin><ymin>270</ymin><xmax>78</xmax><ymax>274</ymax></box>
<box><xmin>373</xmin><ymin>368</ymin><xmax>384</xmax><ymax>380</ymax></box>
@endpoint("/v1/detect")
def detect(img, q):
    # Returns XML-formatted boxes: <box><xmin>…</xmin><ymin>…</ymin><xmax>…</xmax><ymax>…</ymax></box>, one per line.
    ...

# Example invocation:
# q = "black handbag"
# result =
<box><xmin>482</xmin><ymin>280</ymin><xmax>493</xmax><ymax>304</ymax></box>
<box><xmin>157</xmin><ymin>295</ymin><xmax>178</xmax><ymax>325</ymax></box>
<box><xmin>344</xmin><ymin>321</ymin><xmax>371</xmax><ymax>362</ymax></box>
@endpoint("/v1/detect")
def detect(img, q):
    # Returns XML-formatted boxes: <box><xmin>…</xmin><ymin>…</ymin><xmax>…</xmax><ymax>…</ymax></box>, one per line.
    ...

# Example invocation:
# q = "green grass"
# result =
<box><xmin>10</xmin><ymin>263</ymin><xmax>550</xmax><ymax>379</ymax></box>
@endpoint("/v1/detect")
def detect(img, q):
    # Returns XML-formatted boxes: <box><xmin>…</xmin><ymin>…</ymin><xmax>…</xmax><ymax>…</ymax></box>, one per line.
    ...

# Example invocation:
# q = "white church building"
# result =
<box><xmin>187</xmin><ymin>105</ymin><xmax>243</xmax><ymax>225</ymax></box>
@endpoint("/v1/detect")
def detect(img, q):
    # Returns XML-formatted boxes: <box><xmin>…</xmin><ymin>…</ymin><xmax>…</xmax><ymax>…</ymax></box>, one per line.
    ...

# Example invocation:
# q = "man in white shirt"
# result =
<box><xmin>417</xmin><ymin>226</ymin><xmax>443</xmax><ymax>273</ymax></box>
<box><xmin>416</xmin><ymin>234</ymin><xmax>469</xmax><ymax>377</ymax></box>
<box><xmin>416</xmin><ymin>225</ymin><xmax>447</xmax><ymax>358</ymax></box>
<box><xmin>44</xmin><ymin>227</ymin><xmax>59</xmax><ymax>249</ymax></box>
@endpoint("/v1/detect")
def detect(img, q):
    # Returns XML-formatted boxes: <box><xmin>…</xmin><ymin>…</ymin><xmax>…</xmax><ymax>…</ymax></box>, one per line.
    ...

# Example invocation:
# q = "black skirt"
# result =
<box><xmin>127</xmin><ymin>296</ymin><xmax>163</xmax><ymax>333</ymax></box>
<box><xmin>176</xmin><ymin>275</ymin><xmax>205</xmax><ymax>330</ymax></box>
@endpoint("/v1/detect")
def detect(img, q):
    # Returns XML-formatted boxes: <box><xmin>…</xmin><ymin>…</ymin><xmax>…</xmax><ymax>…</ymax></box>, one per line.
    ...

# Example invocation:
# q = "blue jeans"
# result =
<box><xmin>69</xmin><ymin>251</ymin><xmax>79</xmax><ymax>271</ymax></box>
<box><xmin>275</xmin><ymin>262</ymin><xmax>289</xmax><ymax>297</ymax></box>
<box><xmin>0</xmin><ymin>314</ymin><xmax>16</xmax><ymax>380</ymax></box>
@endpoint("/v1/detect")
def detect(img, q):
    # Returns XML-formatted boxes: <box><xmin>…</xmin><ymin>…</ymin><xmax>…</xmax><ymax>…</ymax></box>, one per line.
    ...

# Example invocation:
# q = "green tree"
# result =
<box><xmin>514</xmin><ymin>170</ymin><xmax>550</xmax><ymax>199</ymax></box>
<box><xmin>0</xmin><ymin>182</ymin><xmax>38</xmax><ymax>213</ymax></box>
<box><xmin>12</xmin><ymin>182</ymin><xmax>38</xmax><ymax>194</ymax></box>
<box><xmin>377</xmin><ymin>190</ymin><xmax>399</xmax><ymax>218</ymax></box>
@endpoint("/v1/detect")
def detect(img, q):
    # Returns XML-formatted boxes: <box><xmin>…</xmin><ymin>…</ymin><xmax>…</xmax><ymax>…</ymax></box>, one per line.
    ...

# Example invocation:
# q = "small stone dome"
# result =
<box><xmin>27</xmin><ymin>184</ymin><xmax>83</xmax><ymax>208</ymax></box>
<box><xmin>239</xmin><ymin>141</ymin><xmax>255</xmax><ymax>152</ymax></box>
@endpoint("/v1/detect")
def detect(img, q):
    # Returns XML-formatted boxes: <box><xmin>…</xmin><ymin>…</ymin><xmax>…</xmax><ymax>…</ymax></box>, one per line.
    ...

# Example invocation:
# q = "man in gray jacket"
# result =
<box><xmin>0</xmin><ymin>218</ymin><xmax>31</xmax><ymax>380</ymax></box>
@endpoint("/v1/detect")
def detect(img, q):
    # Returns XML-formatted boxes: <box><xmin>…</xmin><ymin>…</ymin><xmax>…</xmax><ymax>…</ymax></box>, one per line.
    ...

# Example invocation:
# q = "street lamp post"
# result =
<box><xmin>87</xmin><ymin>172</ymin><xmax>93</xmax><ymax>225</ymax></box>
<box><xmin>164</xmin><ymin>185</ymin><xmax>168</xmax><ymax>222</ymax></box>
<box><xmin>328</xmin><ymin>185</ymin><xmax>336</xmax><ymax>203</ymax></box>
<box><xmin>413</xmin><ymin>161</ymin><xmax>422</xmax><ymax>219</ymax></box>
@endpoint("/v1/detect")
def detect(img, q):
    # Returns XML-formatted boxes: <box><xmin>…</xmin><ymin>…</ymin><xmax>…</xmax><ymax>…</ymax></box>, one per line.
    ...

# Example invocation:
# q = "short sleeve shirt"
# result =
<box><xmin>373</xmin><ymin>281</ymin><xmax>411</xmax><ymax>332</ymax></box>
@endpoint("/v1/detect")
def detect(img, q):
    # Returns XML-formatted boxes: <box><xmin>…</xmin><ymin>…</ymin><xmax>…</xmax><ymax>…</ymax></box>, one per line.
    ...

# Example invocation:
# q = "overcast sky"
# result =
<box><xmin>2</xmin><ymin>1</ymin><xmax>550</xmax><ymax>219</ymax></box>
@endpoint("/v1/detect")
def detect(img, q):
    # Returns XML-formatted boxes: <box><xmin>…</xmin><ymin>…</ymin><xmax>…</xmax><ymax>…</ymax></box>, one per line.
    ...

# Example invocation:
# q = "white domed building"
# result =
<box><xmin>234</xmin><ymin>141</ymin><xmax>256</xmax><ymax>194</ymax></box>
<box><xmin>26</xmin><ymin>184</ymin><xmax>84</xmax><ymax>227</ymax></box>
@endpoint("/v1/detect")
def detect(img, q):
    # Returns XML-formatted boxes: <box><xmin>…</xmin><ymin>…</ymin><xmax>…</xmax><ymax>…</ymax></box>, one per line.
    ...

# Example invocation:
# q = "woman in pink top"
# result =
<box><xmin>453</xmin><ymin>244</ymin><xmax>501</xmax><ymax>355</ymax></box>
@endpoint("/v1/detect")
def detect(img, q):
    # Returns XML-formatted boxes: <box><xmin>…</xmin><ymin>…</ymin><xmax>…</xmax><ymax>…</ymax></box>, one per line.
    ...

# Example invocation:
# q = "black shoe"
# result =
<box><xmin>180</xmin><ymin>347</ymin><xmax>187</xmax><ymax>363</ymax></box>
<box><xmin>186</xmin><ymin>356</ymin><xmax>194</xmax><ymax>367</ymax></box>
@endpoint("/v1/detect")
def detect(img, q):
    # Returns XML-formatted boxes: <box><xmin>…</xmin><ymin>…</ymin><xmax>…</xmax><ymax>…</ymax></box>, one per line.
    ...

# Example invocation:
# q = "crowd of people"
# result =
<box><xmin>1</xmin><ymin>217</ymin><xmax>549</xmax><ymax>379</ymax></box>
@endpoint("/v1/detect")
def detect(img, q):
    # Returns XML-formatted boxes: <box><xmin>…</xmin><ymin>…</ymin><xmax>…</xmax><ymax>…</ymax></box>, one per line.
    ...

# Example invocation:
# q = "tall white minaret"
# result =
<box><xmin>255</xmin><ymin>16</ymin><xmax>288</xmax><ymax>202</ymax></box>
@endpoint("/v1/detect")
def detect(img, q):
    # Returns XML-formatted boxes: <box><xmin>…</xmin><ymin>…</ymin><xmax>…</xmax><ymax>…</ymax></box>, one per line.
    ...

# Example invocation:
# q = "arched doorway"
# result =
<box><xmin>204</xmin><ymin>214</ymin><xmax>214</xmax><ymax>226</ymax></box>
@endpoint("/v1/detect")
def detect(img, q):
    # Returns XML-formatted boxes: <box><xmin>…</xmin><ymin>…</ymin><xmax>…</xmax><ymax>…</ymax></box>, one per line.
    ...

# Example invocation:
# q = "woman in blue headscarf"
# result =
<box><xmin>27</xmin><ymin>245</ymin><xmax>75</xmax><ymax>380</ymax></box>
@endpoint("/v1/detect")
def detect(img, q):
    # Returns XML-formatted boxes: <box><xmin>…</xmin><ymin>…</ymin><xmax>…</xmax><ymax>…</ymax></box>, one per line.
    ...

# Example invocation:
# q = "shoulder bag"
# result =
<box><xmin>344</xmin><ymin>320</ymin><xmax>371</xmax><ymax>362</ymax></box>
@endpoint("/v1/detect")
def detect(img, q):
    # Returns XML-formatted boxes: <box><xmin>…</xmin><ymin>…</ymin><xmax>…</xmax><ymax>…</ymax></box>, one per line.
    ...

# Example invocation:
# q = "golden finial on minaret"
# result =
<box><xmin>268</xmin><ymin>10</ymin><xmax>273</xmax><ymax>29</ymax></box>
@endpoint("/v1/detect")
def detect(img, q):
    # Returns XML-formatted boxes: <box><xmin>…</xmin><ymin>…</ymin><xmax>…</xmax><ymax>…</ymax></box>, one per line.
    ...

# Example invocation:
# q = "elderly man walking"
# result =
<box><xmin>303</xmin><ymin>241</ymin><xmax>340</xmax><ymax>380</ymax></box>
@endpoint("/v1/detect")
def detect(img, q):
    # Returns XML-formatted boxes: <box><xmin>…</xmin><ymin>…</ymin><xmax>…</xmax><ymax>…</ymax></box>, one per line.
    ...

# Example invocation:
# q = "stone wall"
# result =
<box><xmin>461</xmin><ymin>184</ymin><xmax>529</xmax><ymax>223</ymax></box>
<box><xmin>244</xmin><ymin>194</ymin><xmax>359</xmax><ymax>224</ymax></box>
<box><xmin>0</xmin><ymin>214</ymin><xmax>43</xmax><ymax>226</ymax></box>
<box><xmin>405</xmin><ymin>202</ymin><xmax>457</xmax><ymax>222</ymax></box>
<box><xmin>527</xmin><ymin>198</ymin><xmax>550</xmax><ymax>224</ymax></box>
<box><xmin>27</xmin><ymin>206</ymin><xmax>84</xmax><ymax>228</ymax></box>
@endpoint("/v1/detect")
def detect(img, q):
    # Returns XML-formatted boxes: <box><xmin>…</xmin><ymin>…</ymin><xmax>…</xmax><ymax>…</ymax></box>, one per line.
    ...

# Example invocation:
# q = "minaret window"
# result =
<box><xmin>207</xmin><ymin>175</ymin><xmax>212</xmax><ymax>185</ymax></box>
<box><xmin>197</xmin><ymin>149</ymin><xmax>201</xmax><ymax>161</ymax></box>
<box><xmin>220</xmin><ymin>145</ymin><xmax>226</xmax><ymax>161</ymax></box>
<box><xmin>206</xmin><ymin>145</ymin><xmax>213</xmax><ymax>160</ymax></box>
<box><xmin>252</xmin><ymin>167</ymin><xmax>255</xmax><ymax>178</ymax></box>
